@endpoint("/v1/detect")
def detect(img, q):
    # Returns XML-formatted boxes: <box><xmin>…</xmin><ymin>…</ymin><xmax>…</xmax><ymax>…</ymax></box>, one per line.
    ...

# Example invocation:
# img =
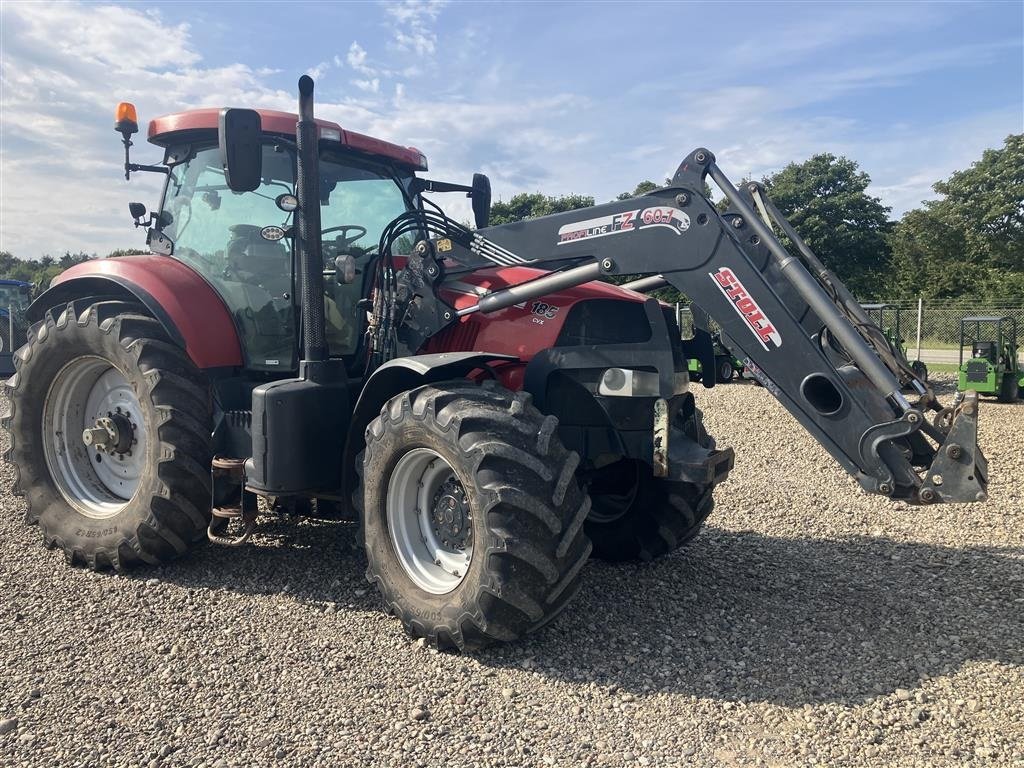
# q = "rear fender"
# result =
<box><xmin>28</xmin><ymin>256</ymin><xmax>242</xmax><ymax>369</ymax></box>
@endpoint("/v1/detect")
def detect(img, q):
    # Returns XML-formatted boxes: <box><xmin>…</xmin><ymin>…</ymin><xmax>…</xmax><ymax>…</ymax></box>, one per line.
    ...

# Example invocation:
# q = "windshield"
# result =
<box><xmin>160</xmin><ymin>143</ymin><xmax>414</xmax><ymax>370</ymax></box>
<box><xmin>0</xmin><ymin>284</ymin><xmax>31</xmax><ymax>313</ymax></box>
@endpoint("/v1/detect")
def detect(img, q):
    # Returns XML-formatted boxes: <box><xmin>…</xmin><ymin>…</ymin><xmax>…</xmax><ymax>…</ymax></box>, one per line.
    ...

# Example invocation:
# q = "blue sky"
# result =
<box><xmin>1</xmin><ymin>0</ymin><xmax>1021</xmax><ymax>259</ymax></box>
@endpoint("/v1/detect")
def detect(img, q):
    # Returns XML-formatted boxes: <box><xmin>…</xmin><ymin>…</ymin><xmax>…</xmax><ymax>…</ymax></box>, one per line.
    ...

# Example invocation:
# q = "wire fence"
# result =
<box><xmin>676</xmin><ymin>301</ymin><xmax>1024</xmax><ymax>366</ymax></box>
<box><xmin>864</xmin><ymin>300</ymin><xmax>1024</xmax><ymax>366</ymax></box>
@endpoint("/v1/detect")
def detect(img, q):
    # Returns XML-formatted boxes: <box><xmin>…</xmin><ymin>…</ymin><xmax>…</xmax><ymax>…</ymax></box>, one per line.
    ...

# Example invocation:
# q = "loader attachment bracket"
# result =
<box><xmin>857</xmin><ymin>410</ymin><xmax>923</xmax><ymax>496</ymax></box>
<box><xmin>919</xmin><ymin>391</ymin><xmax>988</xmax><ymax>503</ymax></box>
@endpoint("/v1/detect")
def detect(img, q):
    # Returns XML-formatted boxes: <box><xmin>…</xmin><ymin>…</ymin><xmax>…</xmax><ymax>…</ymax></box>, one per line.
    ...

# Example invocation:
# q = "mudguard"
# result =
<box><xmin>28</xmin><ymin>255</ymin><xmax>242</xmax><ymax>369</ymax></box>
<box><xmin>339</xmin><ymin>352</ymin><xmax>517</xmax><ymax>497</ymax></box>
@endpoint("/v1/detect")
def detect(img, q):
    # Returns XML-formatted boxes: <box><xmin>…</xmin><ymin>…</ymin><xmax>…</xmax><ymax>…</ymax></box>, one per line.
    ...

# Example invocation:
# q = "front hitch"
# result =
<box><xmin>919</xmin><ymin>390</ymin><xmax>988</xmax><ymax>503</ymax></box>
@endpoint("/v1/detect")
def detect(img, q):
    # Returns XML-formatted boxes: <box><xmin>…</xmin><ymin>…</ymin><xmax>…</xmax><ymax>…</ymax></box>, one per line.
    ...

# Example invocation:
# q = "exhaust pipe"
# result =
<box><xmin>295</xmin><ymin>74</ymin><xmax>328</xmax><ymax>366</ymax></box>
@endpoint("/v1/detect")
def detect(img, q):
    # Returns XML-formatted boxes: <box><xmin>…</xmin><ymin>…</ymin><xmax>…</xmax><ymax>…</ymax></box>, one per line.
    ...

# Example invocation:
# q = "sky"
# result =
<box><xmin>0</xmin><ymin>0</ymin><xmax>1021</xmax><ymax>259</ymax></box>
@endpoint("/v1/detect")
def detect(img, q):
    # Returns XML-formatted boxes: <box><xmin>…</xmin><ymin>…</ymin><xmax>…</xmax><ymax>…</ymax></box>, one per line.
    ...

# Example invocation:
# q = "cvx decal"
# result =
<box><xmin>709</xmin><ymin>267</ymin><xmax>782</xmax><ymax>350</ymax></box>
<box><xmin>557</xmin><ymin>206</ymin><xmax>689</xmax><ymax>245</ymax></box>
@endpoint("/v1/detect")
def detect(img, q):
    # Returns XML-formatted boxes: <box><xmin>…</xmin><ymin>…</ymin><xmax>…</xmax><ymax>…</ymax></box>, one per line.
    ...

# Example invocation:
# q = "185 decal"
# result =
<box><xmin>709</xmin><ymin>267</ymin><xmax>782</xmax><ymax>350</ymax></box>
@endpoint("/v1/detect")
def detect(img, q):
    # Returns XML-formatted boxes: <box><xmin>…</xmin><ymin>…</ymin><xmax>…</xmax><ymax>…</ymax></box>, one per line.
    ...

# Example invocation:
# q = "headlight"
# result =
<box><xmin>598</xmin><ymin>368</ymin><xmax>688</xmax><ymax>397</ymax></box>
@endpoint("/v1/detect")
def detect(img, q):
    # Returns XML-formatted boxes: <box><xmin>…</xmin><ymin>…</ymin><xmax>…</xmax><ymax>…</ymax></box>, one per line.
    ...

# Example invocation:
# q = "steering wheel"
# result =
<box><xmin>322</xmin><ymin>225</ymin><xmax>367</xmax><ymax>249</ymax></box>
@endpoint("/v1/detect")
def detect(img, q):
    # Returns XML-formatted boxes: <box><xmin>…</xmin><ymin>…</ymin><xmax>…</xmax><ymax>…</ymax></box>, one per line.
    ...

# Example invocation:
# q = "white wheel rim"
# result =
<box><xmin>386</xmin><ymin>448</ymin><xmax>473</xmax><ymax>595</ymax></box>
<box><xmin>42</xmin><ymin>357</ymin><xmax>147</xmax><ymax>519</ymax></box>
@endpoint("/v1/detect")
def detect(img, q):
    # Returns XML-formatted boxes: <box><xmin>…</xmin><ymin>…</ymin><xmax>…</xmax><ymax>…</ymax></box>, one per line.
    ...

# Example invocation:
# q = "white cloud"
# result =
<box><xmin>352</xmin><ymin>78</ymin><xmax>381</xmax><ymax>93</ymax></box>
<box><xmin>305</xmin><ymin>61</ymin><xmax>331</xmax><ymax>80</ymax></box>
<box><xmin>0</xmin><ymin>0</ymin><xmax>1017</xmax><ymax>260</ymax></box>
<box><xmin>382</xmin><ymin>0</ymin><xmax>447</xmax><ymax>56</ymax></box>
<box><xmin>0</xmin><ymin>1</ymin><xmax>587</xmax><ymax>257</ymax></box>
<box><xmin>347</xmin><ymin>41</ymin><xmax>374</xmax><ymax>75</ymax></box>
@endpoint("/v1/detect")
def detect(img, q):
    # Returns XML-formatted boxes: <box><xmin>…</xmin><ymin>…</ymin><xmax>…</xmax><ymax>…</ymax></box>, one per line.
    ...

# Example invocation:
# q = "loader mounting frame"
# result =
<box><xmin>377</xmin><ymin>149</ymin><xmax>986</xmax><ymax>504</ymax></box>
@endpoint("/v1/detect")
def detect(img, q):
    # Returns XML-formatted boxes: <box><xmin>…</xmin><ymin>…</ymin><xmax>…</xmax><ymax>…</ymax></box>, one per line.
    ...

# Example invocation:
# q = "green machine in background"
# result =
<box><xmin>958</xmin><ymin>316</ymin><xmax>1021</xmax><ymax>403</ymax></box>
<box><xmin>688</xmin><ymin>332</ymin><xmax>745</xmax><ymax>383</ymax></box>
<box><xmin>861</xmin><ymin>303</ymin><xmax>928</xmax><ymax>382</ymax></box>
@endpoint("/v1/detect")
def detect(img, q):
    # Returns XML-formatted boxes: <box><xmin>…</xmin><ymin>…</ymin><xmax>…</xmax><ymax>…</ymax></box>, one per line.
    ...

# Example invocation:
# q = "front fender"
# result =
<box><xmin>340</xmin><ymin>352</ymin><xmax>518</xmax><ymax>497</ymax></box>
<box><xmin>29</xmin><ymin>256</ymin><xmax>242</xmax><ymax>369</ymax></box>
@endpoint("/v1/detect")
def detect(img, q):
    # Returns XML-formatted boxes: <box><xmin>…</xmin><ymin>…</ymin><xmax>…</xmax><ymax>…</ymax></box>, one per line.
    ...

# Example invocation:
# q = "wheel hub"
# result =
<box><xmin>82</xmin><ymin>410</ymin><xmax>135</xmax><ymax>456</ymax></box>
<box><xmin>430</xmin><ymin>476</ymin><xmax>472</xmax><ymax>550</ymax></box>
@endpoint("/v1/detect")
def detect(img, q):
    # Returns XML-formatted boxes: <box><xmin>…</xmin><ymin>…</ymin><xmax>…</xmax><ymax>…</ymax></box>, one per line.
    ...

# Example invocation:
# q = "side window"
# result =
<box><xmin>319</xmin><ymin>161</ymin><xmax>412</xmax><ymax>357</ymax></box>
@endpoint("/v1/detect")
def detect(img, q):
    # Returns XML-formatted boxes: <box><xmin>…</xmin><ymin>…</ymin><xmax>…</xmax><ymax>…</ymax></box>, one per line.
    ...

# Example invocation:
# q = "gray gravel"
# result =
<box><xmin>1</xmin><ymin>377</ymin><xmax>1022</xmax><ymax>767</ymax></box>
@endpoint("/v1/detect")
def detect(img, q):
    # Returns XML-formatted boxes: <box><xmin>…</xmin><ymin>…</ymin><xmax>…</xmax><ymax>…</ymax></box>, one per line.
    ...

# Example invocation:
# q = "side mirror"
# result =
<box><xmin>334</xmin><ymin>254</ymin><xmax>356</xmax><ymax>284</ymax></box>
<box><xmin>129</xmin><ymin>202</ymin><xmax>147</xmax><ymax>222</ymax></box>
<box><xmin>471</xmin><ymin>173</ymin><xmax>491</xmax><ymax>229</ymax></box>
<box><xmin>218</xmin><ymin>108</ymin><xmax>263</xmax><ymax>193</ymax></box>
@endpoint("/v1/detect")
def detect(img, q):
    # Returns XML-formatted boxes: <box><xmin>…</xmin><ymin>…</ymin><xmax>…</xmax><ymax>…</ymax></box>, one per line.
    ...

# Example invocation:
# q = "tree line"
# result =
<box><xmin>2</xmin><ymin>135</ymin><xmax>1019</xmax><ymax>303</ymax></box>
<box><xmin>0</xmin><ymin>250</ymin><xmax>147</xmax><ymax>290</ymax></box>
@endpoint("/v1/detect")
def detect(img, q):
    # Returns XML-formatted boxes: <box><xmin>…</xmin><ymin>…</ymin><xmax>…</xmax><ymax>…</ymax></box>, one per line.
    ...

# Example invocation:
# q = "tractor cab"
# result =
<box><xmin>958</xmin><ymin>316</ymin><xmax>1021</xmax><ymax>402</ymax></box>
<box><xmin>142</xmin><ymin>109</ymin><xmax>427</xmax><ymax>374</ymax></box>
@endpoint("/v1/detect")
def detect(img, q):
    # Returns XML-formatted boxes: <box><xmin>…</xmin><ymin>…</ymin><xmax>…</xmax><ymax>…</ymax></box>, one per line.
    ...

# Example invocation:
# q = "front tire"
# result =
<box><xmin>911</xmin><ymin>360</ymin><xmax>929</xmax><ymax>382</ymax></box>
<box><xmin>585</xmin><ymin>458</ymin><xmax>714</xmax><ymax>562</ymax></box>
<box><xmin>3</xmin><ymin>300</ymin><xmax>213</xmax><ymax>569</ymax></box>
<box><xmin>358</xmin><ymin>380</ymin><xmax>592</xmax><ymax>651</ymax></box>
<box><xmin>997</xmin><ymin>371</ymin><xmax>1019</xmax><ymax>403</ymax></box>
<box><xmin>716</xmin><ymin>357</ymin><xmax>735</xmax><ymax>383</ymax></box>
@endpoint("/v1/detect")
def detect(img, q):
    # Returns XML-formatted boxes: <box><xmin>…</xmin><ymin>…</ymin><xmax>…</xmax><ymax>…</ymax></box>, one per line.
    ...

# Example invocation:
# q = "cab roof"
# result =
<box><xmin>147</xmin><ymin>108</ymin><xmax>427</xmax><ymax>171</ymax></box>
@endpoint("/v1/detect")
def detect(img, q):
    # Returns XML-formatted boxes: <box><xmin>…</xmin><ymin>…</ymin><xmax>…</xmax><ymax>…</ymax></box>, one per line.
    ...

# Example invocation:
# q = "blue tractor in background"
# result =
<box><xmin>0</xmin><ymin>280</ymin><xmax>33</xmax><ymax>376</ymax></box>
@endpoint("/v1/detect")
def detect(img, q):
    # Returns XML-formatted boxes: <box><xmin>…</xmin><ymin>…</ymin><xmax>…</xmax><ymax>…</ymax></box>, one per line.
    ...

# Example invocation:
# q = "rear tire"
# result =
<box><xmin>585</xmin><ymin>458</ymin><xmax>714</xmax><ymax>562</ymax></box>
<box><xmin>3</xmin><ymin>300</ymin><xmax>213</xmax><ymax>569</ymax></box>
<box><xmin>358</xmin><ymin>380</ymin><xmax>592</xmax><ymax>651</ymax></box>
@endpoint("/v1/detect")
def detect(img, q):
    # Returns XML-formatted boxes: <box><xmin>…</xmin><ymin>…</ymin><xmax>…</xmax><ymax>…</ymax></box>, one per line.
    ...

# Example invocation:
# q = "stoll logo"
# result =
<box><xmin>709</xmin><ymin>267</ymin><xmax>782</xmax><ymax>350</ymax></box>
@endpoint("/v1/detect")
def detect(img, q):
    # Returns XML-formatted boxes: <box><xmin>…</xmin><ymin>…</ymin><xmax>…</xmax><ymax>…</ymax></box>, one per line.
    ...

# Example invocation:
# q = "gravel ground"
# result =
<box><xmin>1</xmin><ymin>376</ymin><xmax>1021</xmax><ymax>768</ymax></box>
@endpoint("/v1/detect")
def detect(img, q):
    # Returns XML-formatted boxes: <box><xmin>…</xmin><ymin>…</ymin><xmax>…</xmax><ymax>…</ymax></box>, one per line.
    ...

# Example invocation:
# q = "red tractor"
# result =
<box><xmin>4</xmin><ymin>77</ymin><xmax>988</xmax><ymax>649</ymax></box>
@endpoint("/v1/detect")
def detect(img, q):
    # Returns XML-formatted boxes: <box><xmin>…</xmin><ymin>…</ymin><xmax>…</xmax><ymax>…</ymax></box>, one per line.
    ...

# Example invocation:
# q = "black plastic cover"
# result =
<box><xmin>245</xmin><ymin>359</ymin><xmax>349</xmax><ymax>494</ymax></box>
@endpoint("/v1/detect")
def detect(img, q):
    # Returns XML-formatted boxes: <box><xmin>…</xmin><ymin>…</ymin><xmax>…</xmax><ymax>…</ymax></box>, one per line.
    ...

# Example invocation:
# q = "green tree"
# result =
<box><xmin>106</xmin><ymin>248</ymin><xmax>149</xmax><ymax>259</ymax></box>
<box><xmin>488</xmin><ymin>193</ymin><xmax>595</xmax><ymax>225</ymax></box>
<box><xmin>616</xmin><ymin>180</ymin><xmax>660</xmax><ymax>200</ymax></box>
<box><xmin>889</xmin><ymin>134</ymin><xmax>1023</xmax><ymax>302</ymax></box>
<box><xmin>762</xmin><ymin>154</ymin><xmax>892</xmax><ymax>297</ymax></box>
<box><xmin>0</xmin><ymin>250</ymin><xmax>98</xmax><ymax>290</ymax></box>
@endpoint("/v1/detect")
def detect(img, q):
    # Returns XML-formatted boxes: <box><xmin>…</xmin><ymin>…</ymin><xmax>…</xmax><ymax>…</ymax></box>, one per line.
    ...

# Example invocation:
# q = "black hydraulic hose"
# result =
<box><xmin>295</xmin><ymin>75</ymin><xmax>328</xmax><ymax>363</ymax></box>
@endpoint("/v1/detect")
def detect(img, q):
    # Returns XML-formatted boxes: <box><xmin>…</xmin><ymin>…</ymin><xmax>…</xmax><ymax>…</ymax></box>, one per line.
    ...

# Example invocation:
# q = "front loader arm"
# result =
<box><xmin>392</xmin><ymin>148</ymin><xmax>986</xmax><ymax>504</ymax></box>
